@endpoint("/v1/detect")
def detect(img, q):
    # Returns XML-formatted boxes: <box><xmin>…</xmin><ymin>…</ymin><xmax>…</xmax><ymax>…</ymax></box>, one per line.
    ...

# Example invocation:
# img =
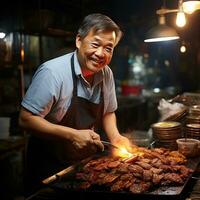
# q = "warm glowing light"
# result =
<box><xmin>118</xmin><ymin>148</ymin><xmax>133</xmax><ymax>158</ymax></box>
<box><xmin>176</xmin><ymin>11</ymin><xmax>186</xmax><ymax>27</ymax></box>
<box><xmin>180</xmin><ymin>45</ymin><xmax>186</xmax><ymax>53</ymax></box>
<box><xmin>20</xmin><ymin>48</ymin><xmax>25</xmax><ymax>62</ymax></box>
<box><xmin>113</xmin><ymin>147</ymin><xmax>133</xmax><ymax>158</ymax></box>
<box><xmin>183</xmin><ymin>1</ymin><xmax>200</xmax><ymax>14</ymax></box>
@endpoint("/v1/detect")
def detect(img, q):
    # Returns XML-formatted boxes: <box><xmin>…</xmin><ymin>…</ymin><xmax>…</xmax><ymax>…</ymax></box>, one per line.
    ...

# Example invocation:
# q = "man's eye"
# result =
<box><xmin>105</xmin><ymin>47</ymin><xmax>113</xmax><ymax>53</ymax></box>
<box><xmin>91</xmin><ymin>43</ymin><xmax>99</xmax><ymax>48</ymax></box>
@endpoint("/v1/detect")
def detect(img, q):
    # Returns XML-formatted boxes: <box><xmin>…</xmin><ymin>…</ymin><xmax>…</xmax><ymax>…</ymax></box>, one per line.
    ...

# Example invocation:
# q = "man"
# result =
<box><xmin>19</xmin><ymin>13</ymin><xmax>131</xmax><ymax>195</ymax></box>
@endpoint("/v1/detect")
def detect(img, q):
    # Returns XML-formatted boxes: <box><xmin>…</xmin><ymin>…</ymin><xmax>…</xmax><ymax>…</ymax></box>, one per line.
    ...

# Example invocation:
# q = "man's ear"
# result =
<box><xmin>76</xmin><ymin>34</ymin><xmax>81</xmax><ymax>49</ymax></box>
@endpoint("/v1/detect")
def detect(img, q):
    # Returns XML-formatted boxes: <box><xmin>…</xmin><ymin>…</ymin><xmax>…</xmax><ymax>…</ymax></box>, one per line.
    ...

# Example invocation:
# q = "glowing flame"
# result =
<box><xmin>117</xmin><ymin>147</ymin><xmax>133</xmax><ymax>158</ymax></box>
<box><xmin>111</xmin><ymin>139</ymin><xmax>144</xmax><ymax>159</ymax></box>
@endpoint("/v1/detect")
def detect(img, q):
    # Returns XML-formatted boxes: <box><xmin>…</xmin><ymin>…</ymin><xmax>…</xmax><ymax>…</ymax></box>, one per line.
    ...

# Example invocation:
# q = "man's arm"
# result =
<box><xmin>19</xmin><ymin>107</ymin><xmax>104</xmax><ymax>150</ymax></box>
<box><xmin>102</xmin><ymin>112</ymin><xmax>120</xmax><ymax>142</ymax></box>
<box><xmin>102</xmin><ymin>112</ymin><xmax>131</xmax><ymax>148</ymax></box>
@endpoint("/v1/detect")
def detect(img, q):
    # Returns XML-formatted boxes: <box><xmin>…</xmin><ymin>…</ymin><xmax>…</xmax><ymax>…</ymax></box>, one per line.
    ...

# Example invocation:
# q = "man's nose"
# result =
<box><xmin>95</xmin><ymin>47</ymin><xmax>104</xmax><ymax>57</ymax></box>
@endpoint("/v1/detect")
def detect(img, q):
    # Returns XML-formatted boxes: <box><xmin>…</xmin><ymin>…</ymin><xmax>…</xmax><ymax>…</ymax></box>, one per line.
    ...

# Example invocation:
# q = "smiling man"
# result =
<box><xmin>19</xmin><ymin>13</ymin><xmax>131</xmax><ymax>196</ymax></box>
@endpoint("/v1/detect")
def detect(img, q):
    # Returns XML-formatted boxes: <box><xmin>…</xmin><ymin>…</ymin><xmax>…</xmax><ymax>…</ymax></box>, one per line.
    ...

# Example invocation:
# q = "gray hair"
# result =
<box><xmin>77</xmin><ymin>13</ymin><xmax>123</xmax><ymax>45</ymax></box>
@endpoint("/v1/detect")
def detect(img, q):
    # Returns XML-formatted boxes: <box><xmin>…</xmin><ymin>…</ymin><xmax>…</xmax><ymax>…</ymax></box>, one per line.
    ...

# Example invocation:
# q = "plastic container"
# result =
<box><xmin>121</xmin><ymin>84</ymin><xmax>143</xmax><ymax>96</ymax></box>
<box><xmin>176</xmin><ymin>138</ymin><xmax>200</xmax><ymax>158</ymax></box>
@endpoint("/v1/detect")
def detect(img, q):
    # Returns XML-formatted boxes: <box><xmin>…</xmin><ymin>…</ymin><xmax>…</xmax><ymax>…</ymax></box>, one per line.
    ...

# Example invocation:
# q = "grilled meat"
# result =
<box><xmin>74</xmin><ymin>147</ymin><xmax>193</xmax><ymax>194</ymax></box>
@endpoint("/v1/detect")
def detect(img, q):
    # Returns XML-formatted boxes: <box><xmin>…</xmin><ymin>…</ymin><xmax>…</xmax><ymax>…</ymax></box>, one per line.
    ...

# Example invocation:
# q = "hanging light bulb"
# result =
<box><xmin>176</xmin><ymin>0</ymin><xmax>187</xmax><ymax>27</ymax></box>
<box><xmin>176</xmin><ymin>11</ymin><xmax>186</xmax><ymax>27</ymax></box>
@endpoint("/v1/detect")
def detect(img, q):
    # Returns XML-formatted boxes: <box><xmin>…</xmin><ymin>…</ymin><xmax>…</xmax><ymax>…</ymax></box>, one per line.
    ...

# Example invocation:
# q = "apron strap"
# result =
<box><xmin>70</xmin><ymin>54</ymin><xmax>77</xmax><ymax>96</ymax></box>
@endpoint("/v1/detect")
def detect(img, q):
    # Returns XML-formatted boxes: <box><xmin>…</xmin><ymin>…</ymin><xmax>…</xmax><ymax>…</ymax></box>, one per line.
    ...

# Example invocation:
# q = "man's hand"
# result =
<box><xmin>72</xmin><ymin>129</ymin><xmax>104</xmax><ymax>153</ymax></box>
<box><xmin>110</xmin><ymin>134</ymin><xmax>133</xmax><ymax>152</ymax></box>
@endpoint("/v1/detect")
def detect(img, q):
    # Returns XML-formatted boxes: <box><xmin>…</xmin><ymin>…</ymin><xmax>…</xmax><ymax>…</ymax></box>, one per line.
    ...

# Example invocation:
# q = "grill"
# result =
<box><xmin>42</xmin><ymin>149</ymin><xmax>200</xmax><ymax>200</ymax></box>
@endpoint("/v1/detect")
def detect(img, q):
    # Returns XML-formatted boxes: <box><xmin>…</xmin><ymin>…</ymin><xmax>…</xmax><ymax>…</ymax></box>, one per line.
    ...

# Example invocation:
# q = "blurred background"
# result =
<box><xmin>0</xmin><ymin>0</ymin><xmax>200</xmax><ymax>199</ymax></box>
<box><xmin>0</xmin><ymin>0</ymin><xmax>200</xmax><ymax>118</ymax></box>
<box><xmin>0</xmin><ymin>0</ymin><xmax>200</xmax><ymax>113</ymax></box>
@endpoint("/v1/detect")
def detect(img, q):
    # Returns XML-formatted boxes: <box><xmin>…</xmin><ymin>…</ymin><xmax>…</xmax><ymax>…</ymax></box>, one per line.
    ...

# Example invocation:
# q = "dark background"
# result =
<box><xmin>0</xmin><ymin>1</ymin><xmax>200</xmax><ymax>200</ymax></box>
<box><xmin>0</xmin><ymin>0</ymin><xmax>200</xmax><ymax>90</ymax></box>
<box><xmin>0</xmin><ymin>0</ymin><xmax>200</xmax><ymax>129</ymax></box>
<box><xmin>0</xmin><ymin>0</ymin><xmax>200</xmax><ymax>134</ymax></box>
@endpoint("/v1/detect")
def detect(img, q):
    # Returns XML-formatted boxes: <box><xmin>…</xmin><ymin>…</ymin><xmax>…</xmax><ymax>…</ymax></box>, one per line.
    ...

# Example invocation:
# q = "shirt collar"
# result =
<box><xmin>73</xmin><ymin>50</ymin><xmax>104</xmax><ymax>85</ymax></box>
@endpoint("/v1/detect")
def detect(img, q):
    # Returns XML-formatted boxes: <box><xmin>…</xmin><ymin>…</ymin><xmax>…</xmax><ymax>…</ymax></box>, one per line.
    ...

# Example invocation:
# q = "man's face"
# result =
<box><xmin>76</xmin><ymin>29</ymin><xmax>116</xmax><ymax>76</ymax></box>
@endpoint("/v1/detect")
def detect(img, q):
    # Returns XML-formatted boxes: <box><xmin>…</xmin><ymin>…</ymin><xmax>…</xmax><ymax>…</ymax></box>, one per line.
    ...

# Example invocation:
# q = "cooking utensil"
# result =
<box><xmin>101</xmin><ymin>140</ymin><xmax>120</xmax><ymax>150</ymax></box>
<box><xmin>42</xmin><ymin>157</ymin><xmax>92</xmax><ymax>184</ymax></box>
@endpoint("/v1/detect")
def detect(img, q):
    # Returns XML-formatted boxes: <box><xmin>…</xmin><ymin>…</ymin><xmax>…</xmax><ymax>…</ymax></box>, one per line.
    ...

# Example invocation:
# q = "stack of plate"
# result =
<box><xmin>189</xmin><ymin>105</ymin><xmax>200</xmax><ymax>116</ymax></box>
<box><xmin>151</xmin><ymin>121</ymin><xmax>182</xmax><ymax>150</ymax></box>
<box><xmin>164</xmin><ymin>108</ymin><xmax>188</xmax><ymax>124</ymax></box>
<box><xmin>185</xmin><ymin>123</ymin><xmax>200</xmax><ymax>140</ymax></box>
<box><xmin>171</xmin><ymin>94</ymin><xmax>200</xmax><ymax>106</ymax></box>
<box><xmin>186</xmin><ymin>115</ymin><xmax>200</xmax><ymax>124</ymax></box>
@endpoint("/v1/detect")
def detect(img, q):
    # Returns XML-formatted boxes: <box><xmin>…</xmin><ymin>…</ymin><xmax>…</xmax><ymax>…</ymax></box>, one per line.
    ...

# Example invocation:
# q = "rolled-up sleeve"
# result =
<box><xmin>21</xmin><ymin>66</ymin><xmax>59</xmax><ymax>118</ymax></box>
<box><xmin>103</xmin><ymin>67</ymin><xmax>117</xmax><ymax>114</ymax></box>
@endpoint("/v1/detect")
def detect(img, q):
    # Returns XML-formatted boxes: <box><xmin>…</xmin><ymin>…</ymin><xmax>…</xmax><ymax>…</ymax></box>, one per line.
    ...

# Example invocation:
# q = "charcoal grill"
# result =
<box><xmin>42</xmin><ymin>152</ymin><xmax>200</xmax><ymax>200</ymax></box>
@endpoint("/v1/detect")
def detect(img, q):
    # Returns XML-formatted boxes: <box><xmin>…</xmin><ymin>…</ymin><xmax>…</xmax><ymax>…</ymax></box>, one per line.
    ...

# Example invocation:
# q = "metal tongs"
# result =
<box><xmin>101</xmin><ymin>140</ymin><xmax>120</xmax><ymax>150</ymax></box>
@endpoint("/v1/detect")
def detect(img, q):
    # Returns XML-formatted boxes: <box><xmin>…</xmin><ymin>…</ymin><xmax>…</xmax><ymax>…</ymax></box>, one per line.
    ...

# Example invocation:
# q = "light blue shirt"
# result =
<box><xmin>21</xmin><ymin>51</ymin><xmax>117</xmax><ymax>124</ymax></box>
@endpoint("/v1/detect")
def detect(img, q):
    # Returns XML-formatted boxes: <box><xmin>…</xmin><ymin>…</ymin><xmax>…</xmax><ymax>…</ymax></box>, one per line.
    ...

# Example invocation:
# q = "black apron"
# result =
<box><xmin>25</xmin><ymin>54</ymin><xmax>104</xmax><ymax>195</ymax></box>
